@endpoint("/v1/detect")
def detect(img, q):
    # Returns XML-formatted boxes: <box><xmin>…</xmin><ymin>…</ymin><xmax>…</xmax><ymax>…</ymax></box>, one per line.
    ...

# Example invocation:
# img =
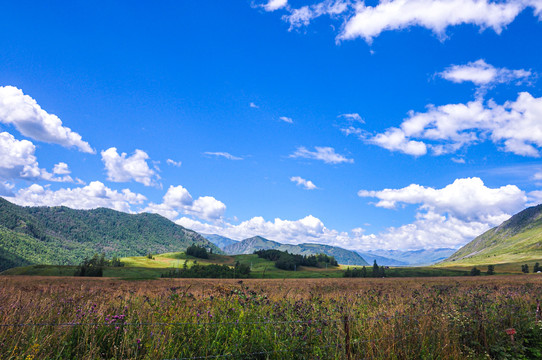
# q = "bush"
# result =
<box><xmin>74</xmin><ymin>254</ymin><xmax>105</xmax><ymax>277</ymax></box>
<box><xmin>487</xmin><ymin>265</ymin><xmax>495</xmax><ymax>275</ymax></box>
<box><xmin>186</xmin><ymin>244</ymin><xmax>209</xmax><ymax>259</ymax></box>
<box><xmin>470</xmin><ymin>267</ymin><xmax>481</xmax><ymax>276</ymax></box>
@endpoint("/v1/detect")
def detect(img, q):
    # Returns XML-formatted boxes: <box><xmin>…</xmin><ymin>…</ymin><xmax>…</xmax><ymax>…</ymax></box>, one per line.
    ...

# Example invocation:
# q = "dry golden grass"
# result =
<box><xmin>1</xmin><ymin>275</ymin><xmax>542</xmax><ymax>359</ymax></box>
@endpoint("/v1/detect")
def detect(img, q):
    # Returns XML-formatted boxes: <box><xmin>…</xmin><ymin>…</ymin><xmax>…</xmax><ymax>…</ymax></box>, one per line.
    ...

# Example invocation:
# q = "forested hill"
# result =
<box><xmin>0</xmin><ymin>198</ymin><xmax>220</xmax><ymax>271</ymax></box>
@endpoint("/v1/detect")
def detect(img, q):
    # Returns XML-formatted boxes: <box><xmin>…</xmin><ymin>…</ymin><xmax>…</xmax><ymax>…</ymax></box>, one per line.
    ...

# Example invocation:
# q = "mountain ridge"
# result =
<box><xmin>221</xmin><ymin>235</ymin><xmax>368</xmax><ymax>265</ymax></box>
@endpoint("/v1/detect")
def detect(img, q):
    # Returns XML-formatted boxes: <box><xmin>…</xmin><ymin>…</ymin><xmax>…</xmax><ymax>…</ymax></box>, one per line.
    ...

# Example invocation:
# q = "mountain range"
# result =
<box><xmin>0</xmin><ymin>198</ymin><xmax>220</xmax><ymax>271</ymax></box>
<box><xmin>359</xmin><ymin>248</ymin><xmax>456</xmax><ymax>266</ymax></box>
<box><xmin>202</xmin><ymin>234</ymin><xmax>239</xmax><ymax>249</ymax></box>
<box><xmin>204</xmin><ymin>234</ymin><xmax>368</xmax><ymax>266</ymax></box>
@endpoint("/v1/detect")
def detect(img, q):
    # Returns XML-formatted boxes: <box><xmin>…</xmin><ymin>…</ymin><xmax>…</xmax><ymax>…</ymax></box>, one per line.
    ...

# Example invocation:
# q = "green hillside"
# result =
<box><xmin>224</xmin><ymin>236</ymin><xmax>368</xmax><ymax>265</ymax></box>
<box><xmin>440</xmin><ymin>204</ymin><xmax>542</xmax><ymax>266</ymax></box>
<box><xmin>0</xmin><ymin>198</ymin><xmax>220</xmax><ymax>271</ymax></box>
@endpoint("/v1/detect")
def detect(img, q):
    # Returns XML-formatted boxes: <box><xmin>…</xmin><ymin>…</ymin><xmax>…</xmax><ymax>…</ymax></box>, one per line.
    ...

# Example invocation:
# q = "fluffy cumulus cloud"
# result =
<box><xmin>177</xmin><ymin>214</ymin><xmax>354</xmax><ymax>246</ymax></box>
<box><xmin>5</xmin><ymin>181</ymin><xmax>146</xmax><ymax>213</ymax></box>
<box><xmin>350</xmin><ymin>211</ymin><xmax>494</xmax><ymax>250</ymax></box>
<box><xmin>203</xmin><ymin>152</ymin><xmax>243</xmax><ymax>160</ymax></box>
<box><xmin>0</xmin><ymin>131</ymin><xmax>73</xmax><ymax>182</ymax></box>
<box><xmin>338</xmin><ymin>0</ymin><xmax>527</xmax><ymax>43</ymax></box>
<box><xmin>358</xmin><ymin>177</ymin><xmax>526</xmax><ymax>222</ymax></box>
<box><xmin>0</xmin><ymin>86</ymin><xmax>94</xmax><ymax>153</ymax></box>
<box><xmin>175</xmin><ymin>177</ymin><xmax>538</xmax><ymax>250</ymax></box>
<box><xmin>145</xmin><ymin>185</ymin><xmax>226</xmax><ymax>222</ymax></box>
<box><xmin>0</xmin><ymin>131</ymin><xmax>42</xmax><ymax>180</ymax></box>
<box><xmin>262</xmin><ymin>0</ymin><xmax>542</xmax><ymax>43</ymax></box>
<box><xmin>262</xmin><ymin>0</ymin><xmax>288</xmax><ymax>11</ymax></box>
<box><xmin>290</xmin><ymin>176</ymin><xmax>318</xmax><ymax>190</ymax></box>
<box><xmin>366</xmin><ymin>92</ymin><xmax>542</xmax><ymax>157</ymax></box>
<box><xmin>101</xmin><ymin>147</ymin><xmax>160</xmax><ymax>186</ymax></box>
<box><xmin>290</xmin><ymin>146</ymin><xmax>354</xmax><ymax>164</ymax></box>
<box><xmin>356</xmin><ymin>177</ymin><xmax>529</xmax><ymax>249</ymax></box>
<box><xmin>439</xmin><ymin>59</ymin><xmax>532</xmax><ymax>87</ymax></box>
<box><xmin>53</xmin><ymin>162</ymin><xmax>71</xmax><ymax>175</ymax></box>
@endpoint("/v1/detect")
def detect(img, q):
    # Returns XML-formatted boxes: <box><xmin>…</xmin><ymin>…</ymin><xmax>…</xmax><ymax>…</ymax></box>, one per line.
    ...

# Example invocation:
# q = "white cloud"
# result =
<box><xmin>350</xmin><ymin>210</ymin><xmax>496</xmax><ymax>250</ymax></box>
<box><xmin>177</xmin><ymin>214</ymin><xmax>342</xmax><ymax>245</ymax></box>
<box><xmin>369</xmin><ymin>92</ymin><xmax>542</xmax><ymax>157</ymax></box>
<box><xmin>0</xmin><ymin>86</ymin><xmax>94</xmax><ymax>153</ymax></box>
<box><xmin>439</xmin><ymin>59</ymin><xmax>532</xmax><ymax>87</ymax></box>
<box><xmin>270</xmin><ymin>0</ymin><xmax>541</xmax><ymax>44</ymax></box>
<box><xmin>355</xmin><ymin>177</ymin><xmax>530</xmax><ymax>249</ymax></box>
<box><xmin>451</xmin><ymin>157</ymin><xmax>466</xmax><ymax>164</ymax></box>
<box><xmin>279</xmin><ymin>116</ymin><xmax>294</xmax><ymax>123</ymax></box>
<box><xmin>249</xmin><ymin>102</ymin><xmax>260</xmax><ymax>108</ymax></box>
<box><xmin>341</xmin><ymin>126</ymin><xmax>366</xmax><ymax>137</ymax></box>
<box><xmin>101</xmin><ymin>147</ymin><xmax>159</xmax><ymax>186</ymax></box>
<box><xmin>262</xmin><ymin>0</ymin><xmax>288</xmax><ymax>11</ymax></box>
<box><xmin>204</xmin><ymin>152</ymin><xmax>243</xmax><ymax>160</ymax></box>
<box><xmin>358</xmin><ymin>177</ymin><xmax>526</xmax><ymax>222</ymax></box>
<box><xmin>176</xmin><ymin>177</ymin><xmax>538</xmax><ymax>251</ymax></box>
<box><xmin>339</xmin><ymin>113</ymin><xmax>364</xmax><ymax>122</ymax></box>
<box><xmin>0</xmin><ymin>131</ymin><xmax>73</xmax><ymax>183</ymax></box>
<box><xmin>0</xmin><ymin>131</ymin><xmax>42</xmax><ymax>180</ymax></box>
<box><xmin>290</xmin><ymin>176</ymin><xmax>318</xmax><ymax>190</ymax></box>
<box><xmin>290</xmin><ymin>146</ymin><xmax>354</xmax><ymax>164</ymax></box>
<box><xmin>284</xmin><ymin>0</ymin><xmax>352</xmax><ymax>29</ymax></box>
<box><xmin>338</xmin><ymin>0</ymin><xmax>527</xmax><ymax>43</ymax></box>
<box><xmin>145</xmin><ymin>185</ymin><xmax>226</xmax><ymax>222</ymax></box>
<box><xmin>166</xmin><ymin>159</ymin><xmax>182</xmax><ymax>167</ymax></box>
<box><xmin>5</xmin><ymin>181</ymin><xmax>146</xmax><ymax>213</ymax></box>
<box><xmin>53</xmin><ymin>162</ymin><xmax>71</xmax><ymax>175</ymax></box>
<box><xmin>370</xmin><ymin>128</ymin><xmax>428</xmax><ymax>156</ymax></box>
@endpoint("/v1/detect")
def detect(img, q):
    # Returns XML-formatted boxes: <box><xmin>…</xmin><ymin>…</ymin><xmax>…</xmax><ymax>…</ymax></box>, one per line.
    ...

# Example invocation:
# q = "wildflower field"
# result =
<box><xmin>1</xmin><ymin>275</ymin><xmax>542</xmax><ymax>359</ymax></box>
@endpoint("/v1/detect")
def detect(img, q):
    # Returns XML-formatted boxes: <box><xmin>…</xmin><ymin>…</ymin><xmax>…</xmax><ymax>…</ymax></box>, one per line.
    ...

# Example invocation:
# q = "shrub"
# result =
<box><xmin>186</xmin><ymin>244</ymin><xmax>209</xmax><ymax>259</ymax></box>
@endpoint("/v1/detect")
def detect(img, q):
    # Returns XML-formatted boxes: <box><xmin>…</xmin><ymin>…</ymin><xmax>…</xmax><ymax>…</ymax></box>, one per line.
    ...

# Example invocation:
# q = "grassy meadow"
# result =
<box><xmin>2</xmin><ymin>275</ymin><xmax>542</xmax><ymax>359</ymax></box>
<box><xmin>1</xmin><ymin>251</ymin><xmax>480</xmax><ymax>279</ymax></box>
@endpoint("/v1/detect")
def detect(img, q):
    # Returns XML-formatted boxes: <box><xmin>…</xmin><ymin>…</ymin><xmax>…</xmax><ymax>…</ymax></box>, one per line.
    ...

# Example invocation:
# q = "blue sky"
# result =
<box><xmin>1</xmin><ymin>0</ymin><xmax>542</xmax><ymax>250</ymax></box>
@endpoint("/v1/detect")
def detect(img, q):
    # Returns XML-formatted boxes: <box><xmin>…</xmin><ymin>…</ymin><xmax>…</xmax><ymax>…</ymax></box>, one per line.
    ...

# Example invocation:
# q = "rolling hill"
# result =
<box><xmin>0</xmin><ymin>197</ymin><xmax>221</xmax><ymax>271</ymax></box>
<box><xmin>223</xmin><ymin>236</ymin><xmax>368</xmax><ymax>265</ymax></box>
<box><xmin>441</xmin><ymin>204</ymin><xmax>542</xmax><ymax>266</ymax></box>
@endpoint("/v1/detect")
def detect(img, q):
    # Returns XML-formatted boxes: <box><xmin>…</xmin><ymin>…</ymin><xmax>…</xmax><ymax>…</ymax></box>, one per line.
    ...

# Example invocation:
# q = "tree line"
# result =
<box><xmin>344</xmin><ymin>260</ymin><xmax>386</xmax><ymax>278</ymax></box>
<box><xmin>254</xmin><ymin>249</ymin><xmax>338</xmax><ymax>271</ymax></box>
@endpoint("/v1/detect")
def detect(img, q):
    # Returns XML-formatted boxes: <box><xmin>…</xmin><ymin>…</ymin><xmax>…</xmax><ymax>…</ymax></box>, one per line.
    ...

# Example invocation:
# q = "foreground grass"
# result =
<box><xmin>2</xmin><ymin>276</ymin><xmax>542</xmax><ymax>359</ymax></box>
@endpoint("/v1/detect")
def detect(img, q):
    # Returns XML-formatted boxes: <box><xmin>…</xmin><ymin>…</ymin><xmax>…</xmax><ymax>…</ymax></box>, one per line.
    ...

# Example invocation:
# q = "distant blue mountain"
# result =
<box><xmin>221</xmin><ymin>236</ymin><xmax>368</xmax><ymax>266</ymax></box>
<box><xmin>356</xmin><ymin>252</ymin><xmax>408</xmax><ymax>266</ymax></box>
<box><xmin>361</xmin><ymin>248</ymin><xmax>456</xmax><ymax>266</ymax></box>
<box><xmin>202</xmin><ymin>234</ymin><xmax>239</xmax><ymax>250</ymax></box>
